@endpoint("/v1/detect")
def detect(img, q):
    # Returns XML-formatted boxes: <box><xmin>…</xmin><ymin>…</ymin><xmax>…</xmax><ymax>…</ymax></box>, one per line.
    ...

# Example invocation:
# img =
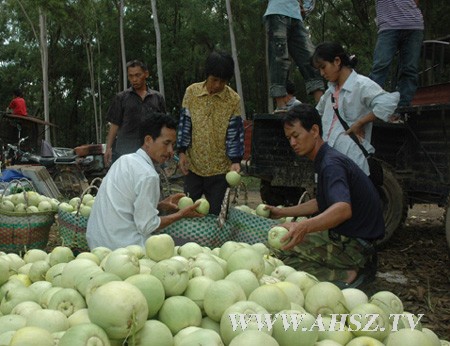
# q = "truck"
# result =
<box><xmin>243</xmin><ymin>36</ymin><xmax>450</xmax><ymax>246</ymax></box>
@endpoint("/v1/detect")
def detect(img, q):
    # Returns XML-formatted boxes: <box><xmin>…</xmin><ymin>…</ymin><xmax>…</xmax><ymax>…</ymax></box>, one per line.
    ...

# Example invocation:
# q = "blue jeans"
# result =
<box><xmin>369</xmin><ymin>29</ymin><xmax>424</xmax><ymax>107</ymax></box>
<box><xmin>265</xmin><ymin>15</ymin><xmax>323</xmax><ymax>98</ymax></box>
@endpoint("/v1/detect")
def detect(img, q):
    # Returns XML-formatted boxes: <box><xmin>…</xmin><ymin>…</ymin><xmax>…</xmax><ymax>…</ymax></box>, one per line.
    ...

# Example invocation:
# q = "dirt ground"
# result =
<box><xmin>244</xmin><ymin>189</ymin><xmax>450</xmax><ymax>341</ymax></box>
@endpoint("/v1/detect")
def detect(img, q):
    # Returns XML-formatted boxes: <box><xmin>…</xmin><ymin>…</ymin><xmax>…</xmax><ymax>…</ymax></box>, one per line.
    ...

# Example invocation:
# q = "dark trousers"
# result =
<box><xmin>184</xmin><ymin>171</ymin><xmax>228</xmax><ymax>215</ymax></box>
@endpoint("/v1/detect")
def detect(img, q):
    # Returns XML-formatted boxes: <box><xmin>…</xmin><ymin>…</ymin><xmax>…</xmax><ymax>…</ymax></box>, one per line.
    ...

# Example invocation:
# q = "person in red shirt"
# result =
<box><xmin>8</xmin><ymin>89</ymin><xmax>28</xmax><ymax>116</ymax></box>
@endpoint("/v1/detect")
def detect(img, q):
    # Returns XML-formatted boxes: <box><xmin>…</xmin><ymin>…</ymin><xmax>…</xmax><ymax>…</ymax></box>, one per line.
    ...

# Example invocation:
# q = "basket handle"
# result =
<box><xmin>0</xmin><ymin>178</ymin><xmax>52</xmax><ymax>241</ymax></box>
<box><xmin>1</xmin><ymin>178</ymin><xmax>35</xmax><ymax>202</ymax></box>
<box><xmin>298</xmin><ymin>190</ymin><xmax>311</xmax><ymax>204</ymax></box>
<box><xmin>74</xmin><ymin>181</ymin><xmax>100</xmax><ymax>214</ymax></box>
<box><xmin>217</xmin><ymin>180</ymin><xmax>248</xmax><ymax>228</ymax></box>
<box><xmin>289</xmin><ymin>190</ymin><xmax>312</xmax><ymax>222</ymax></box>
<box><xmin>89</xmin><ymin>177</ymin><xmax>103</xmax><ymax>187</ymax></box>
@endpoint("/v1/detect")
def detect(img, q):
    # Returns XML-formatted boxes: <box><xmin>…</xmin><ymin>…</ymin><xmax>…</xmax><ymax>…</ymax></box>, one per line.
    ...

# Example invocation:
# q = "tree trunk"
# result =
<box><xmin>119</xmin><ymin>0</ymin><xmax>127</xmax><ymax>89</ymax></box>
<box><xmin>96</xmin><ymin>29</ymin><xmax>103</xmax><ymax>143</ymax></box>
<box><xmin>39</xmin><ymin>9</ymin><xmax>50</xmax><ymax>143</ymax></box>
<box><xmin>225</xmin><ymin>0</ymin><xmax>246</xmax><ymax>118</ymax></box>
<box><xmin>151</xmin><ymin>0</ymin><xmax>165</xmax><ymax>97</ymax></box>
<box><xmin>86</xmin><ymin>42</ymin><xmax>100</xmax><ymax>143</ymax></box>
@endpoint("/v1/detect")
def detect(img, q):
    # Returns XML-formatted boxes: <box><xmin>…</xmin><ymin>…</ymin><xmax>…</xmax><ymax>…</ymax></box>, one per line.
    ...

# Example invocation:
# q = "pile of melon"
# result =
<box><xmin>0</xmin><ymin>234</ymin><xmax>447</xmax><ymax>346</ymax></box>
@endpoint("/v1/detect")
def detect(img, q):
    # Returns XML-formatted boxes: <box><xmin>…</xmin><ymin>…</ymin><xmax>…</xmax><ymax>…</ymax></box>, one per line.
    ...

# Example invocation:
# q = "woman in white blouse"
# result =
<box><xmin>312</xmin><ymin>42</ymin><xmax>399</xmax><ymax>175</ymax></box>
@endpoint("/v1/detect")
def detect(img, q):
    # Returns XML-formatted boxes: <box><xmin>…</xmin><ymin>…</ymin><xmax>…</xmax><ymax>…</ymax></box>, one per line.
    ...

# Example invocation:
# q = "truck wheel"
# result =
<box><xmin>259</xmin><ymin>180</ymin><xmax>304</xmax><ymax>207</ymax></box>
<box><xmin>376</xmin><ymin>163</ymin><xmax>408</xmax><ymax>246</ymax></box>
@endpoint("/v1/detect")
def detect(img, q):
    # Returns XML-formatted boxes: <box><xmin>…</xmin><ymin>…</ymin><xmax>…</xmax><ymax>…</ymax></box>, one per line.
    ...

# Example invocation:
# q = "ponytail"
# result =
<box><xmin>312</xmin><ymin>42</ymin><xmax>357</xmax><ymax>69</ymax></box>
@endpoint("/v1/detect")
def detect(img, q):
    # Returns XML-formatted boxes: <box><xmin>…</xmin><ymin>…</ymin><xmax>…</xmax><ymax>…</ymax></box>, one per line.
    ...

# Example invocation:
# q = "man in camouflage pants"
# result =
<box><xmin>265</xmin><ymin>104</ymin><xmax>384</xmax><ymax>288</ymax></box>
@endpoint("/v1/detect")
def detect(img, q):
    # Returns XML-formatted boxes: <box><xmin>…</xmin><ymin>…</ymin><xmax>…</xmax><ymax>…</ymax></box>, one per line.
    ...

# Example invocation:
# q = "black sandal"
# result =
<box><xmin>331</xmin><ymin>253</ymin><xmax>378</xmax><ymax>289</ymax></box>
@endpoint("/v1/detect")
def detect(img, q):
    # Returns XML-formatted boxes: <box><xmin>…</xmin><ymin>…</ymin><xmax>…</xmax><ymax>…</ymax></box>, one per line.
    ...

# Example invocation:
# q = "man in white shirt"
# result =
<box><xmin>87</xmin><ymin>113</ymin><xmax>202</xmax><ymax>250</ymax></box>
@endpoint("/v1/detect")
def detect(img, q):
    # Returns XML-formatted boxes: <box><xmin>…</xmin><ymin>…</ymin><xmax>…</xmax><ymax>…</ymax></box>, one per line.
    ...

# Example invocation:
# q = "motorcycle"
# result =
<box><xmin>3</xmin><ymin>138</ymin><xmax>97</xmax><ymax>198</ymax></box>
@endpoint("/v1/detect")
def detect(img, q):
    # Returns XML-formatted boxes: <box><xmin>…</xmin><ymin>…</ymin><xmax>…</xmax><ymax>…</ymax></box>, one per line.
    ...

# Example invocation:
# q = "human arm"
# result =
<box><xmin>279</xmin><ymin>159</ymin><xmax>353</xmax><ymax>249</ymax></box>
<box><xmin>104</xmin><ymin>123</ymin><xmax>119</xmax><ymax>166</ymax></box>
<box><xmin>299</xmin><ymin>0</ymin><xmax>305</xmax><ymax>17</ymax></box>
<box><xmin>345</xmin><ymin>112</ymin><xmax>377</xmax><ymax>139</ymax></box>
<box><xmin>359</xmin><ymin>77</ymin><xmax>400</xmax><ymax>123</ymax></box>
<box><xmin>299</xmin><ymin>0</ymin><xmax>316</xmax><ymax>18</ymax></box>
<box><xmin>156</xmin><ymin>201</ymin><xmax>203</xmax><ymax>231</ymax></box>
<box><xmin>280</xmin><ymin>201</ymin><xmax>352</xmax><ymax>250</ymax></box>
<box><xmin>315</xmin><ymin>90</ymin><xmax>328</xmax><ymax>117</ymax></box>
<box><xmin>157</xmin><ymin>92</ymin><xmax>167</xmax><ymax>113</ymax></box>
<box><xmin>157</xmin><ymin>193</ymin><xmax>185</xmax><ymax>213</ymax></box>
<box><xmin>104</xmin><ymin>93</ymin><xmax>124</xmax><ymax>166</ymax></box>
<box><xmin>135</xmin><ymin>175</ymin><xmax>202</xmax><ymax>236</ymax></box>
<box><xmin>177</xmin><ymin>87</ymin><xmax>193</xmax><ymax>175</ymax></box>
<box><xmin>176</xmin><ymin>107</ymin><xmax>192</xmax><ymax>175</ymax></box>
<box><xmin>226</xmin><ymin>114</ymin><xmax>244</xmax><ymax>171</ymax></box>
<box><xmin>265</xmin><ymin>198</ymin><xmax>319</xmax><ymax>219</ymax></box>
<box><xmin>230</xmin><ymin>163</ymin><xmax>241</xmax><ymax>173</ymax></box>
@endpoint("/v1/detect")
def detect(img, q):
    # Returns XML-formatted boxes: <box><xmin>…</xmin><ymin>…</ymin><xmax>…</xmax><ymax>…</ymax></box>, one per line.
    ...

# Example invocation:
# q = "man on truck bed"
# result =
<box><xmin>263</xmin><ymin>0</ymin><xmax>324</xmax><ymax>112</ymax></box>
<box><xmin>369</xmin><ymin>0</ymin><xmax>424</xmax><ymax>108</ymax></box>
<box><xmin>265</xmin><ymin>104</ymin><xmax>385</xmax><ymax>288</ymax></box>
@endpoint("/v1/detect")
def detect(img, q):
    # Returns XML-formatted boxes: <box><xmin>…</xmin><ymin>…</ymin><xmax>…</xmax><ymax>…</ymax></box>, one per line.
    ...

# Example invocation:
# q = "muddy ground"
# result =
<box><xmin>244</xmin><ymin>189</ymin><xmax>450</xmax><ymax>341</ymax></box>
<box><xmin>371</xmin><ymin>204</ymin><xmax>450</xmax><ymax>340</ymax></box>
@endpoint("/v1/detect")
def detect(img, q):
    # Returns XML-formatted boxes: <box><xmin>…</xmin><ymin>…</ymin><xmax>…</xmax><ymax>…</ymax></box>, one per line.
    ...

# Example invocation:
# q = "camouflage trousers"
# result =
<box><xmin>270</xmin><ymin>231</ymin><xmax>375</xmax><ymax>281</ymax></box>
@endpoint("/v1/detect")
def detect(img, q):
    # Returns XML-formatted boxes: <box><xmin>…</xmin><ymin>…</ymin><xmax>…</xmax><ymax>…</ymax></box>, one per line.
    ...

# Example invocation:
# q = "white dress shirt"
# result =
<box><xmin>316</xmin><ymin>70</ymin><xmax>399</xmax><ymax>175</ymax></box>
<box><xmin>86</xmin><ymin>148</ymin><xmax>161</xmax><ymax>250</ymax></box>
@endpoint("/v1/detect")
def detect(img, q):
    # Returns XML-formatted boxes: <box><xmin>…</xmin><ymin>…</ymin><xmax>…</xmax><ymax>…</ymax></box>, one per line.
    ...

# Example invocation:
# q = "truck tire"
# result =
<box><xmin>260</xmin><ymin>180</ymin><xmax>304</xmax><ymax>207</ymax></box>
<box><xmin>376</xmin><ymin>162</ymin><xmax>408</xmax><ymax>246</ymax></box>
<box><xmin>445</xmin><ymin>199</ymin><xmax>450</xmax><ymax>248</ymax></box>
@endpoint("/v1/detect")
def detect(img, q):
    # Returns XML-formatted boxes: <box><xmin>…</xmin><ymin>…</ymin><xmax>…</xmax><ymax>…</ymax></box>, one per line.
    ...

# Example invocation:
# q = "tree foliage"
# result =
<box><xmin>0</xmin><ymin>0</ymin><xmax>448</xmax><ymax>148</ymax></box>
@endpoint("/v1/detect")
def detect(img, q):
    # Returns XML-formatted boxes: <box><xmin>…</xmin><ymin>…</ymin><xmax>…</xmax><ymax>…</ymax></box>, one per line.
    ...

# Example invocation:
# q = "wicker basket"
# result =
<box><xmin>227</xmin><ymin>207</ymin><xmax>281</xmax><ymax>244</ymax></box>
<box><xmin>57</xmin><ymin>183</ymin><xmax>100</xmax><ymax>254</ymax></box>
<box><xmin>161</xmin><ymin>215</ymin><xmax>232</xmax><ymax>248</ymax></box>
<box><xmin>225</xmin><ymin>186</ymin><xmax>311</xmax><ymax>245</ymax></box>
<box><xmin>159</xmin><ymin>183</ymin><xmax>249</xmax><ymax>248</ymax></box>
<box><xmin>58</xmin><ymin>210</ymin><xmax>89</xmax><ymax>253</ymax></box>
<box><xmin>0</xmin><ymin>179</ymin><xmax>55</xmax><ymax>254</ymax></box>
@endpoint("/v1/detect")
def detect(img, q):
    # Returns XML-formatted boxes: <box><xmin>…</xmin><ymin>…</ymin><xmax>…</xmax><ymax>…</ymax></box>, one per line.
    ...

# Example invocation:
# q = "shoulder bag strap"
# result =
<box><xmin>330</xmin><ymin>94</ymin><xmax>370</xmax><ymax>158</ymax></box>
